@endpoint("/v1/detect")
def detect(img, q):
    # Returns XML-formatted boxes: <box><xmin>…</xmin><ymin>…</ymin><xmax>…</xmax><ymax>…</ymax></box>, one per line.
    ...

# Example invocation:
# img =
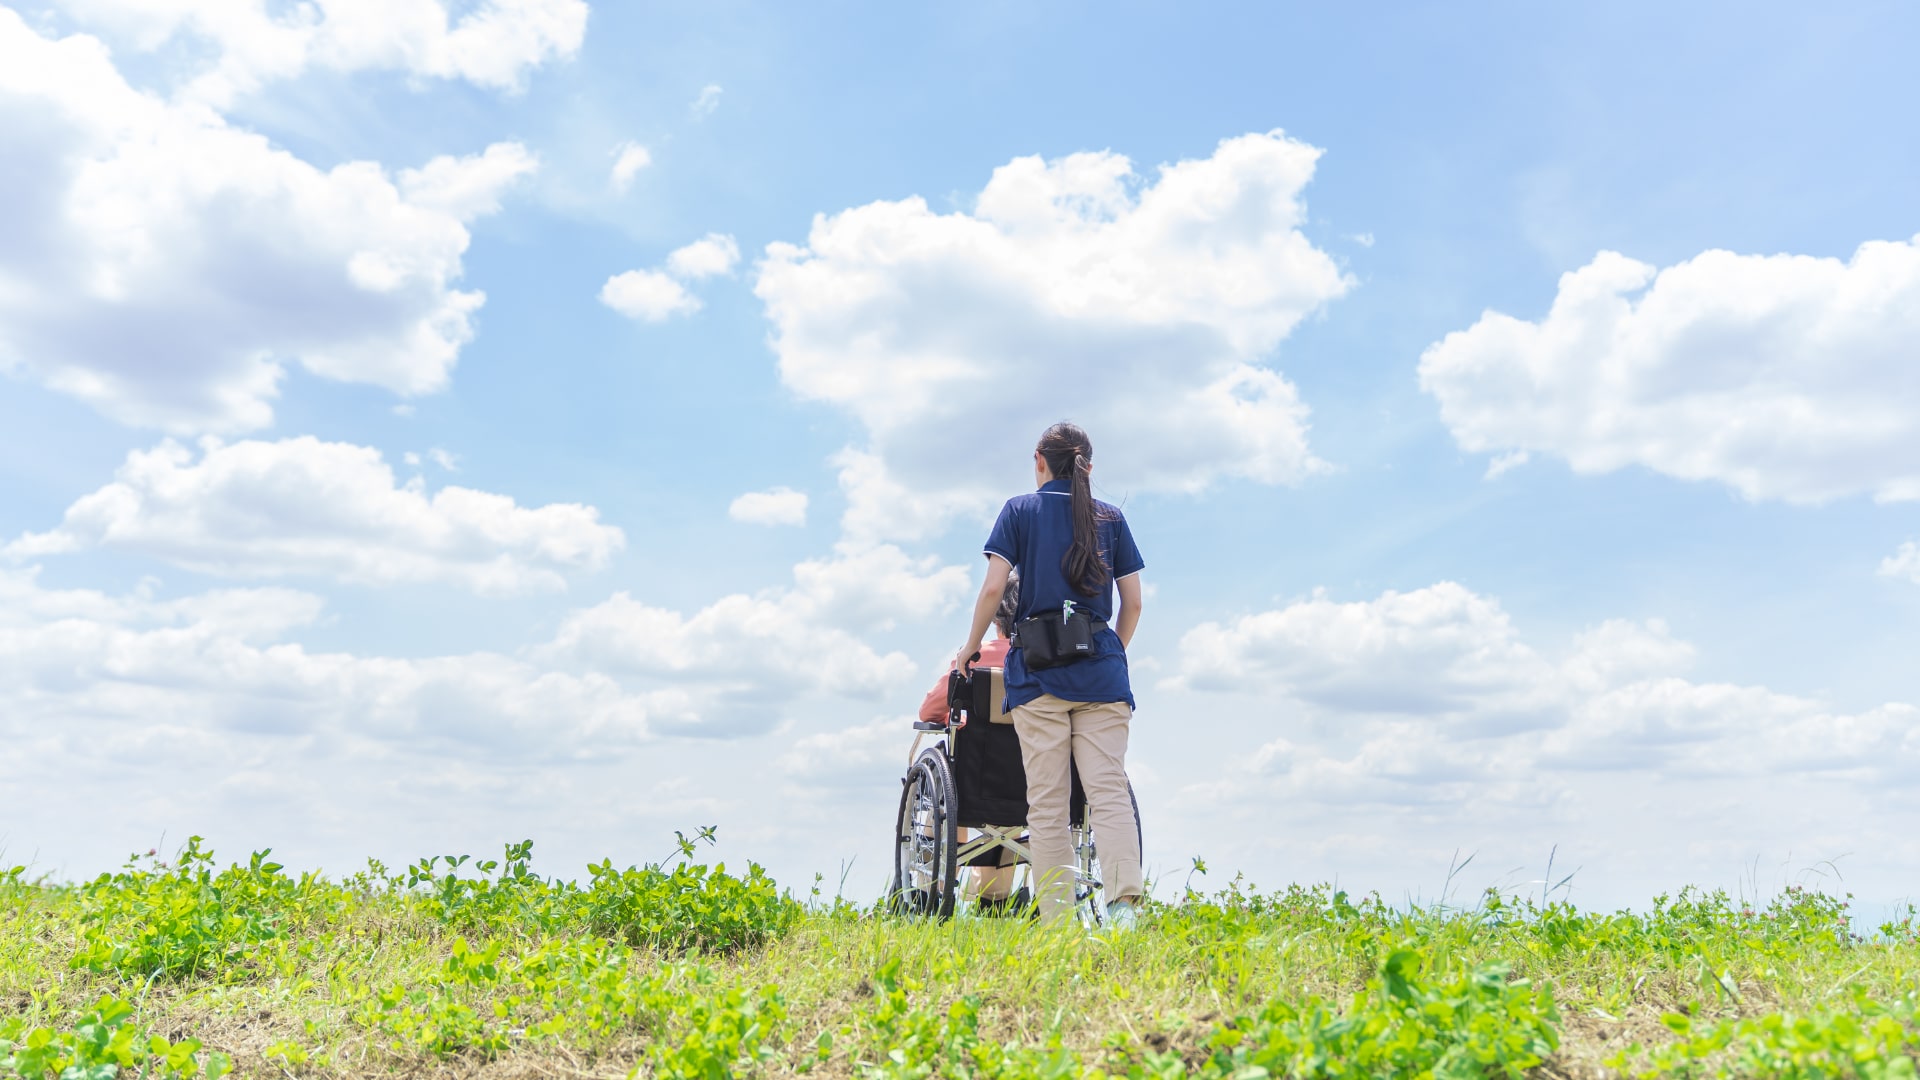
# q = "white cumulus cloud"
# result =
<box><xmin>729</xmin><ymin>487</ymin><xmax>808</xmax><ymax>527</ymax></box>
<box><xmin>0</xmin><ymin>11</ymin><xmax>533</xmax><ymax>433</ymax></box>
<box><xmin>59</xmin><ymin>0</ymin><xmax>589</xmax><ymax>106</ymax></box>
<box><xmin>1172</xmin><ymin>583</ymin><xmax>1561</xmax><ymax>728</ymax></box>
<box><xmin>780</xmin><ymin>716</ymin><xmax>911</xmax><ymax>789</ymax></box>
<box><xmin>1173</xmin><ymin>582</ymin><xmax>1919</xmax><ymax>806</ymax></box>
<box><xmin>610</xmin><ymin>141</ymin><xmax>652</xmax><ymax>194</ymax></box>
<box><xmin>0</xmin><ymin>567</ymin><xmax>652</xmax><ymax>758</ymax></box>
<box><xmin>1420</xmin><ymin>238</ymin><xmax>1920</xmax><ymax>504</ymax></box>
<box><xmin>0</xmin><ymin>541</ymin><xmax>968</xmax><ymax>760</ymax></box>
<box><xmin>755</xmin><ymin>130</ymin><xmax>1354</xmax><ymax>542</ymax></box>
<box><xmin>400</xmin><ymin>143</ymin><xmax>540</xmax><ymax>220</ymax></box>
<box><xmin>4</xmin><ymin>437</ymin><xmax>625</xmax><ymax>594</ymax></box>
<box><xmin>668</xmin><ymin>233</ymin><xmax>741</xmax><ymax>280</ymax></box>
<box><xmin>788</xmin><ymin>543</ymin><xmax>973</xmax><ymax>633</ymax></box>
<box><xmin>1881</xmin><ymin>541</ymin><xmax>1920</xmax><ymax>584</ymax></box>
<box><xmin>600</xmin><ymin>270</ymin><xmax>700</xmax><ymax>322</ymax></box>
<box><xmin>602</xmin><ymin>233</ymin><xmax>741</xmax><ymax>321</ymax></box>
<box><xmin>536</xmin><ymin>545</ymin><xmax>969</xmax><ymax>735</ymax></box>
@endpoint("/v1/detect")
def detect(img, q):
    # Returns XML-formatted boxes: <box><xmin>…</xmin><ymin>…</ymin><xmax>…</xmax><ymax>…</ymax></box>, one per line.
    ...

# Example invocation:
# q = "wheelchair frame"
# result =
<box><xmin>889</xmin><ymin>664</ymin><xmax>1138</xmax><ymax>925</ymax></box>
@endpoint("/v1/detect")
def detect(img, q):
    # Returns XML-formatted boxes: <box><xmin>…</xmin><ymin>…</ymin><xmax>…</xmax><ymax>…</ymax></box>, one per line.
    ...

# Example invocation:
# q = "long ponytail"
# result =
<box><xmin>1037</xmin><ymin>422</ymin><xmax>1110</xmax><ymax>597</ymax></box>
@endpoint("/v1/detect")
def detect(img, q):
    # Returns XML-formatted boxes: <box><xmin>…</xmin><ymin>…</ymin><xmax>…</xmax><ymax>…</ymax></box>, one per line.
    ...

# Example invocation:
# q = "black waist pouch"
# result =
<box><xmin>1014</xmin><ymin>607</ymin><xmax>1107</xmax><ymax>670</ymax></box>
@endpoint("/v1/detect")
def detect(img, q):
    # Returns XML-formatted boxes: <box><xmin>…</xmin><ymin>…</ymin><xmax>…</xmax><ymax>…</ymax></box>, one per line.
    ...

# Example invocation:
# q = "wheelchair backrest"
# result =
<box><xmin>947</xmin><ymin>664</ymin><xmax>1008</xmax><ymax>726</ymax></box>
<box><xmin>986</xmin><ymin>667</ymin><xmax>1008</xmax><ymax>722</ymax></box>
<box><xmin>959</xmin><ymin>666</ymin><xmax>1008</xmax><ymax>725</ymax></box>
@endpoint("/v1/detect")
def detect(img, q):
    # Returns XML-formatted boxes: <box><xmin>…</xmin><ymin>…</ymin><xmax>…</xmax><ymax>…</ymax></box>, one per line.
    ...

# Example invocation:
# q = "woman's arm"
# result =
<box><xmin>954</xmin><ymin>554</ymin><xmax>1013</xmax><ymax>673</ymax></box>
<box><xmin>1115</xmin><ymin>572</ymin><xmax>1143</xmax><ymax>650</ymax></box>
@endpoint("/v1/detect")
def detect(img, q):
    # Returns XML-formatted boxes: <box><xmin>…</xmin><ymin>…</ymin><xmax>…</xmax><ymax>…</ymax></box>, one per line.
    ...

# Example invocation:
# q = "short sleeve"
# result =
<box><xmin>983</xmin><ymin>499</ymin><xmax>1021</xmax><ymax>566</ymax></box>
<box><xmin>1108</xmin><ymin>511</ymin><xmax>1145</xmax><ymax>579</ymax></box>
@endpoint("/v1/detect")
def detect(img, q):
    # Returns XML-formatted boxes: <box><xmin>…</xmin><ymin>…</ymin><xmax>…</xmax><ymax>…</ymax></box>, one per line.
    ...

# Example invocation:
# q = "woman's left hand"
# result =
<box><xmin>953</xmin><ymin>645</ymin><xmax>982</xmax><ymax>674</ymax></box>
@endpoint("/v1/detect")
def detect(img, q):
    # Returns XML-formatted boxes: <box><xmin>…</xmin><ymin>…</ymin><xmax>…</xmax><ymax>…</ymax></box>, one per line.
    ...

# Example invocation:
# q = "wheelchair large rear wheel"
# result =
<box><xmin>1072</xmin><ymin>778</ymin><xmax>1142</xmax><ymax>928</ymax></box>
<box><xmin>890</xmin><ymin>747</ymin><xmax>959</xmax><ymax>919</ymax></box>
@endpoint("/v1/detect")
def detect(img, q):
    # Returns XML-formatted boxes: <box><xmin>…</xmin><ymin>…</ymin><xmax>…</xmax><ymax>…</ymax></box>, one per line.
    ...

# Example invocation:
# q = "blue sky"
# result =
<box><xmin>4</xmin><ymin>0</ymin><xmax>1920</xmax><ymax>913</ymax></box>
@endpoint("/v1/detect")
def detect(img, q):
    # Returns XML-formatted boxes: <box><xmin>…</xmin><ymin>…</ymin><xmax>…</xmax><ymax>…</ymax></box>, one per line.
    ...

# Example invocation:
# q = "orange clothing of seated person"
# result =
<box><xmin>917</xmin><ymin>636</ymin><xmax>1010</xmax><ymax>725</ymax></box>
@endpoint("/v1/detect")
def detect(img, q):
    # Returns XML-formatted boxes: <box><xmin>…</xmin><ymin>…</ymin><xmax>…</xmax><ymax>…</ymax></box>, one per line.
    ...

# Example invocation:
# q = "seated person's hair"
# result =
<box><xmin>994</xmin><ymin>570</ymin><xmax>1021</xmax><ymax>639</ymax></box>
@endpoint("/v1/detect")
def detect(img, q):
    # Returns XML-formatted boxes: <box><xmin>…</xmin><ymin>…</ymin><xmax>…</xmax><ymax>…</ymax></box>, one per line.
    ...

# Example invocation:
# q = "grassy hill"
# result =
<box><xmin>2</xmin><ymin>836</ymin><xmax>1914</xmax><ymax>1079</ymax></box>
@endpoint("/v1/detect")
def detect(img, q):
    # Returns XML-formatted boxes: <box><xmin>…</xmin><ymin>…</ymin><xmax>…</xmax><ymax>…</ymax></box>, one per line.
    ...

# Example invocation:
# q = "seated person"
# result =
<box><xmin>916</xmin><ymin>572</ymin><xmax>1021</xmax><ymax>910</ymax></box>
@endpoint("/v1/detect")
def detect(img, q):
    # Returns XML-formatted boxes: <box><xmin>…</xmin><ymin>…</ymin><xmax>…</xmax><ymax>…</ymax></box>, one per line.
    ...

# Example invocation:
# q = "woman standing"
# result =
<box><xmin>954</xmin><ymin>422</ymin><xmax>1145</xmax><ymax>928</ymax></box>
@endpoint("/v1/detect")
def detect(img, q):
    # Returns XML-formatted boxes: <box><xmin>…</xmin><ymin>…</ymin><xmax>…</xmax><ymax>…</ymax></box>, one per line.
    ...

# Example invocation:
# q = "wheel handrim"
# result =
<box><xmin>896</xmin><ymin>760</ymin><xmax>949</xmax><ymax>912</ymax></box>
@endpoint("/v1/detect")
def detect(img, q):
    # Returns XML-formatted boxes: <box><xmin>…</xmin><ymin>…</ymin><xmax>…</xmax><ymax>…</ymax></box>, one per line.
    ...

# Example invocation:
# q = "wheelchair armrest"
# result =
<box><xmin>912</xmin><ymin>720</ymin><xmax>947</xmax><ymax>732</ymax></box>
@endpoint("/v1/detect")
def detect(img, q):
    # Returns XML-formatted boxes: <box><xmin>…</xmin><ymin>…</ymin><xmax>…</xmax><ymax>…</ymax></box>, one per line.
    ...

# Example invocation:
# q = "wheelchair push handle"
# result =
<box><xmin>945</xmin><ymin>657</ymin><xmax>979</xmax><ymax>728</ymax></box>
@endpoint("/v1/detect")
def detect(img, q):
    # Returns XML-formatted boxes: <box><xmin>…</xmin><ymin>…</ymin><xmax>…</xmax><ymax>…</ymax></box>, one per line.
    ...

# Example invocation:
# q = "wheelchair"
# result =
<box><xmin>890</xmin><ymin>659</ymin><xmax>1140</xmax><ymax>925</ymax></box>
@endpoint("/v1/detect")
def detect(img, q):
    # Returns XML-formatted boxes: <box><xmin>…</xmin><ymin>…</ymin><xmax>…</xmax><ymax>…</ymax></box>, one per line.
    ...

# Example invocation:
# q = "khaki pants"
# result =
<box><xmin>1011</xmin><ymin>693</ymin><xmax>1142</xmax><ymax>925</ymax></box>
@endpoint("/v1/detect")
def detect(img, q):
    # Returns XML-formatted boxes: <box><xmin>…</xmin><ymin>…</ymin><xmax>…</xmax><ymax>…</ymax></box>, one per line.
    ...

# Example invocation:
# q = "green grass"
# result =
<box><xmin>3</xmin><ymin>839</ymin><xmax>1919</xmax><ymax>1078</ymax></box>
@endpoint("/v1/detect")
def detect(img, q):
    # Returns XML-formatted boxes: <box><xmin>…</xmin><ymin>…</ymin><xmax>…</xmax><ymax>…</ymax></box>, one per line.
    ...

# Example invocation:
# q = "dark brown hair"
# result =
<box><xmin>1036</xmin><ymin>422</ymin><xmax>1110</xmax><ymax>596</ymax></box>
<box><xmin>993</xmin><ymin>570</ymin><xmax>1021</xmax><ymax>637</ymax></box>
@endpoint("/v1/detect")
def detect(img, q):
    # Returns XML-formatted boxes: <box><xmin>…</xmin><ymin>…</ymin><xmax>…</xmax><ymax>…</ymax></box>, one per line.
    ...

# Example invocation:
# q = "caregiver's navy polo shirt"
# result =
<box><xmin>983</xmin><ymin>478</ymin><xmax>1146</xmax><ymax>712</ymax></box>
